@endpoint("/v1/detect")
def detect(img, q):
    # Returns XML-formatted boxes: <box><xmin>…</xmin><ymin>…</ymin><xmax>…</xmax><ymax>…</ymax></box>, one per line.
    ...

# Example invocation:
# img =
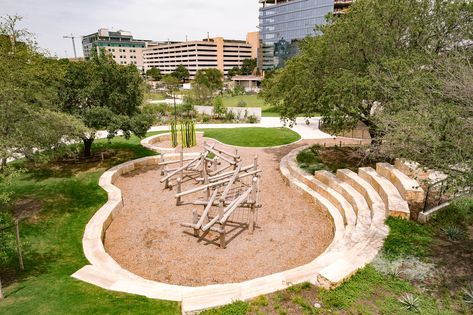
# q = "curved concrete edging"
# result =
<box><xmin>141</xmin><ymin>131</ymin><xmax>303</xmax><ymax>152</ymax></box>
<box><xmin>71</xmin><ymin>144</ymin><xmax>365</xmax><ymax>313</ymax></box>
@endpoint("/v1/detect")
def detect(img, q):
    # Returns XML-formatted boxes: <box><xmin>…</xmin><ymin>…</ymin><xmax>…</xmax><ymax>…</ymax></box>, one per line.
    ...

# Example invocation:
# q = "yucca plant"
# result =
<box><xmin>442</xmin><ymin>226</ymin><xmax>465</xmax><ymax>241</ymax></box>
<box><xmin>399</xmin><ymin>293</ymin><xmax>420</xmax><ymax>312</ymax></box>
<box><xmin>464</xmin><ymin>284</ymin><xmax>473</xmax><ymax>307</ymax></box>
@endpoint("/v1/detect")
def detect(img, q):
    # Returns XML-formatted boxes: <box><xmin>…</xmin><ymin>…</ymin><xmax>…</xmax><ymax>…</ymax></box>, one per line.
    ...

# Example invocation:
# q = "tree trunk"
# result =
<box><xmin>0</xmin><ymin>276</ymin><xmax>4</xmax><ymax>299</ymax></box>
<box><xmin>0</xmin><ymin>158</ymin><xmax>6</xmax><ymax>171</ymax></box>
<box><xmin>83</xmin><ymin>138</ymin><xmax>94</xmax><ymax>158</ymax></box>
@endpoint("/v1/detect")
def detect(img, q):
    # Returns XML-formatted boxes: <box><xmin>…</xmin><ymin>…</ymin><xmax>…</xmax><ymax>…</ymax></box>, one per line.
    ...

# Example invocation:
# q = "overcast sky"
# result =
<box><xmin>2</xmin><ymin>0</ymin><xmax>260</xmax><ymax>58</ymax></box>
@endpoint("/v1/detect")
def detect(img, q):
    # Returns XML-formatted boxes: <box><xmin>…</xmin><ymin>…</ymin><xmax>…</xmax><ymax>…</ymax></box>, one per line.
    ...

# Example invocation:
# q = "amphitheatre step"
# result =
<box><xmin>335</xmin><ymin>169</ymin><xmax>387</xmax><ymax>224</ymax></box>
<box><xmin>376</xmin><ymin>162</ymin><xmax>425</xmax><ymax>207</ymax></box>
<box><xmin>358</xmin><ymin>167</ymin><xmax>410</xmax><ymax>219</ymax></box>
<box><xmin>283</xmin><ymin>150</ymin><xmax>357</xmax><ymax>227</ymax></box>
<box><xmin>314</xmin><ymin>170</ymin><xmax>372</xmax><ymax>228</ymax></box>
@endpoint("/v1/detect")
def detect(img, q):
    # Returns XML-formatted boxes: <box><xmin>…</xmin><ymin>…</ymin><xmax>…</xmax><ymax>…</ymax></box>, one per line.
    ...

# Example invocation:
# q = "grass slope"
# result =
<box><xmin>203</xmin><ymin>127</ymin><xmax>300</xmax><ymax>147</ymax></box>
<box><xmin>0</xmin><ymin>132</ymin><xmax>180</xmax><ymax>315</ymax></box>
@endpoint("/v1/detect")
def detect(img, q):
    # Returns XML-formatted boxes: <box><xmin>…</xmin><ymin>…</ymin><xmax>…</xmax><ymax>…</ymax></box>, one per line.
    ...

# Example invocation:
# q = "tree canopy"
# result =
<box><xmin>146</xmin><ymin>67</ymin><xmax>161</xmax><ymax>81</ymax></box>
<box><xmin>172</xmin><ymin>64</ymin><xmax>190</xmax><ymax>83</ymax></box>
<box><xmin>194</xmin><ymin>68</ymin><xmax>223</xmax><ymax>92</ymax></box>
<box><xmin>60</xmin><ymin>50</ymin><xmax>152</xmax><ymax>156</ymax></box>
<box><xmin>262</xmin><ymin>0</ymin><xmax>473</xmax><ymax>182</ymax></box>
<box><xmin>0</xmin><ymin>15</ymin><xmax>84</xmax><ymax>165</ymax></box>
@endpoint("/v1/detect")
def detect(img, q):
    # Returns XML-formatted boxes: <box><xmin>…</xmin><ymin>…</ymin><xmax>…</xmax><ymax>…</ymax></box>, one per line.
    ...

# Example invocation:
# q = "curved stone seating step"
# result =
<box><xmin>358</xmin><ymin>167</ymin><xmax>410</xmax><ymax>219</ymax></box>
<box><xmin>280</xmin><ymin>156</ymin><xmax>346</xmax><ymax>243</ymax></box>
<box><xmin>283</xmin><ymin>148</ymin><xmax>357</xmax><ymax>228</ymax></box>
<box><xmin>335</xmin><ymin>169</ymin><xmax>386</xmax><ymax>225</ymax></box>
<box><xmin>314</xmin><ymin>170</ymin><xmax>372</xmax><ymax>229</ymax></box>
<box><xmin>376</xmin><ymin>163</ymin><xmax>425</xmax><ymax>208</ymax></box>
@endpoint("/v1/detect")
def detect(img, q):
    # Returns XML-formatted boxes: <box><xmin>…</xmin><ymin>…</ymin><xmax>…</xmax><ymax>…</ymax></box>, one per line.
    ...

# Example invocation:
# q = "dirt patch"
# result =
<box><xmin>13</xmin><ymin>198</ymin><xmax>43</xmax><ymax>220</ymax></box>
<box><xmin>104</xmin><ymin>141</ymin><xmax>335</xmax><ymax>286</ymax></box>
<box><xmin>429</xmin><ymin>233</ymin><xmax>473</xmax><ymax>292</ymax></box>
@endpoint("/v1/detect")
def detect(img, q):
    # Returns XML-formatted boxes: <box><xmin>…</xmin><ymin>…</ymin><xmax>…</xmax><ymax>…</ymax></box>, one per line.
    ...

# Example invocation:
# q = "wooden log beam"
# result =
<box><xmin>220</xmin><ymin>187</ymin><xmax>252</xmax><ymax>224</ymax></box>
<box><xmin>204</xmin><ymin>143</ymin><xmax>240</xmax><ymax>159</ymax></box>
<box><xmin>220</xmin><ymin>165</ymin><xmax>241</xmax><ymax>202</ymax></box>
<box><xmin>160</xmin><ymin>154</ymin><xmax>202</xmax><ymax>183</ymax></box>
<box><xmin>175</xmin><ymin>169</ymin><xmax>262</xmax><ymax>198</ymax></box>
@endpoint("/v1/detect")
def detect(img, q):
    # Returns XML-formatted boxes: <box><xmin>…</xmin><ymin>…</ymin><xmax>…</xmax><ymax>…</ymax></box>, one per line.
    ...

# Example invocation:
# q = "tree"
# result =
<box><xmin>0</xmin><ymin>15</ymin><xmax>84</xmax><ymax>166</ymax></box>
<box><xmin>194</xmin><ymin>68</ymin><xmax>224</xmax><ymax>92</ymax></box>
<box><xmin>240</xmin><ymin>58</ymin><xmax>257</xmax><ymax>75</ymax></box>
<box><xmin>60</xmin><ymin>50</ymin><xmax>152</xmax><ymax>157</ymax></box>
<box><xmin>262</xmin><ymin>0</ymin><xmax>473</xmax><ymax>141</ymax></box>
<box><xmin>212</xmin><ymin>96</ymin><xmax>227</xmax><ymax>119</ymax></box>
<box><xmin>172</xmin><ymin>64</ymin><xmax>190</xmax><ymax>83</ymax></box>
<box><xmin>146</xmin><ymin>67</ymin><xmax>161</xmax><ymax>81</ymax></box>
<box><xmin>228</xmin><ymin>66</ymin><xmax>241</xmax><ymax>78</ymax></box>
<box><xmin>161</xmin><ymin>74</ymin><xmax>181</xmax><ymax>121</ymax></box>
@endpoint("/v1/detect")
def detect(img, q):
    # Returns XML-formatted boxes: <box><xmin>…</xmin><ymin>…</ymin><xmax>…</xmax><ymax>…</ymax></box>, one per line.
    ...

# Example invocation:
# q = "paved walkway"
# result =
<box><xmin>143</xmin><ymin>117</ymin><xmax>334</xmax><ymax>140</ymax></box>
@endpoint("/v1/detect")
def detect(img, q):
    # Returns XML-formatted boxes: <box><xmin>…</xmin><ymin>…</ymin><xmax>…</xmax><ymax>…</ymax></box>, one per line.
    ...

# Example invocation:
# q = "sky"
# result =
<box><xmin>2</xmin><ymin>0</ymin><xmax>260</xmax><ymax>58</ymax></box>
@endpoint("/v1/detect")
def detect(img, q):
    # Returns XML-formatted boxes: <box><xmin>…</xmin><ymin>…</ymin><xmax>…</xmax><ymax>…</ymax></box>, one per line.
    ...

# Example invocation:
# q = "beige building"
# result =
<box><xmin>143</xmin><ymin>32</ymin><xmax>259</xmax><ymax>79</ymax></box>
<box><xmin>82</xmin><ymin>28</ymin><xmax>151</xmax><ymax>69</ymax></box>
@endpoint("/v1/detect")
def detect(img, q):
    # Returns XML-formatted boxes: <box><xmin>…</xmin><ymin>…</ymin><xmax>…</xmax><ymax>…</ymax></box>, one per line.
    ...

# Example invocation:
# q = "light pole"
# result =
<box><xmin>63</xmin><ymin>34</ymin><xmax>77</xmax><ymax>58</ymax></box>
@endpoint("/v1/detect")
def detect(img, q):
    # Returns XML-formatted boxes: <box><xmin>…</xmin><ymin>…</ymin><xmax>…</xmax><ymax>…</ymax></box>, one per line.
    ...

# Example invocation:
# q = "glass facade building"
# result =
<box><xmin>259</xmin><ymin>0</ymin><xmax>335</xmax><ymax>69</ymax></box>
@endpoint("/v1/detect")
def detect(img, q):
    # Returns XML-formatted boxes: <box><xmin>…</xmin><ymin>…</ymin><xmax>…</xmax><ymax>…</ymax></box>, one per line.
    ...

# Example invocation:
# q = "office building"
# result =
<box><xmin>143</xmin><ymin>32</ymin><xmax>259</xmax><ymax>79</ymax></box>
<box><xmin>258</xmin><ymin>0</ymin><xmax>353</xmax><ymax>70</ymax></box>
<box><xmin>82</xmin><ymin>28</ymin><xmax>151</xmax><ymax>69</ymax></box>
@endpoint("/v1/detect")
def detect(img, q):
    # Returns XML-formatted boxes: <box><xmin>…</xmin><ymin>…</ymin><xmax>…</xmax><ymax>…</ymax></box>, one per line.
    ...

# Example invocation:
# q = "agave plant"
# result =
<box><xmin>399</xmin><ymin>293</ymin><xmax>420</xmax><ymax>312</ymax></box>
<box><xmin>464</xmin><ymin>284</ymin><xmax>473</xmax><ymax>307</ymax></box>
<box><xmin>442</xmin><ymin>226</ymin><xmax>465</xmax><ymax>241</ymax></box>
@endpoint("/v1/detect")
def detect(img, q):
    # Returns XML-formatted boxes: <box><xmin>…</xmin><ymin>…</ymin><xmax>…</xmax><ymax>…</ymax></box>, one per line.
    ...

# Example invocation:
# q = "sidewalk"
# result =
<box><xmin>144</xmin><ymin>117</ymin><xmax>334</xmax><ymax>140</ymax></box>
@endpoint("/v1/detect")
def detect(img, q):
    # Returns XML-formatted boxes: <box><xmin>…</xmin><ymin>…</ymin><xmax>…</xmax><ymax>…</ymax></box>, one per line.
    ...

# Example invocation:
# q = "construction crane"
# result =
<box><xmin>63</xmin><ymin>34</ymin><xmax>77</xmax><ymax>58</ymax></box>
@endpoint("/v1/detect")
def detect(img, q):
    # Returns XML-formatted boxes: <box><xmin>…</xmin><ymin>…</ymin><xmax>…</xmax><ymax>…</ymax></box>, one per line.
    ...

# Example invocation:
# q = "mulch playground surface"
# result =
<box><xmin>104</xmin><ymin>140</ymin><xmax>336</xmax><ymax>286</ymax></box>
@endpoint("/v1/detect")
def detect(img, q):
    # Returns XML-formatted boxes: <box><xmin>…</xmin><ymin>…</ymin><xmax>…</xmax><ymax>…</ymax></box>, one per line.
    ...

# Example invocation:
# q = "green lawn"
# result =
<box><xmin>0</xmin><ymin>132</ymin><xmax>180</xmax><ymax>315</ymax></box>
<box><xmin>145</xmin><ymin>92</ymin><xmax>167</xmax><ymax>102</ymax></box>
<box><xmin>203</xmin><ymin>127</ymin><xmax>300</xmax><ymax>147</ymax></box>
<box><xmin>3</xmin><ymin>131</ymin><xmax>471</xmax><ymax>315</ymax></box>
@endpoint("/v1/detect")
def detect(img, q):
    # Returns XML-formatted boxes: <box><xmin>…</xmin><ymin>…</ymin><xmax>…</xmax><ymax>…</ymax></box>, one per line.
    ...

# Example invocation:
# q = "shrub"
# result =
<box><xmin>202</xmin><ymin>114</ymin><xmax>210</xmax><ymax>123</ymax></box>
<box><xmin>0</xmin><ymin>212</ymin><xmax>17</xmax><ymax>267</ymax></box>
<box><xmin>237</xmin><ymin>100</ymin><xmax>247</xmax><ymax>107</ymax></box>
<box><xmin>464</xmin><ymin>284</ymin><xmax>473</xmax><ymax>308</ymax></box>
<box><xmin>399</xmin><ymin>293</ymin><xmax>420</xmax><ymax>312</ymax></box>
<box><xmin>442</xmin><ymin>226</ymin><xmax>466</xmax><ymax>241</ymax></box>
<box><xmin>296</xmin><ymin>149</ymin><xmax>319</xmax><ymax>165</ymax></box>
<box><xmin>246</xmin><ymin>115</ymin><xmax>257</xmax><ymax>124</ymax></box>
<box><xmin>213</xmin><ymin>97</ymin><xmax>227</xmax><ymax>119</ymax></box>
<box><xmin>225</xmin><ymin>110</ymin><xmax>236</xmax><ymax>121</ymax></box>
<box><xmin>233</xmin><ymin>85</ymin><xmax>246</xmax><ymax>96</ymax></box>
<box><xmin>372</xmin><ymin>254</ymin><xmax>435</xmax><ymax>283</ymax></box>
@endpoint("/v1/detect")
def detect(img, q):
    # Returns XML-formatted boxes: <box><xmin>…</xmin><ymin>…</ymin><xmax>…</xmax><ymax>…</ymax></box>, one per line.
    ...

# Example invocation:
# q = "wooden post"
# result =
<box><xmin>15</xmin><ymin>220</ymin><xmax>24</xmax><ymax>271</ymax></box>
<box><xmin>218</xmin><ymin>200</ymin><xmax>225</xmax><ymax>248</ymax></box>
<box><xmin>220</xmin><ymin>226</ymin><xmax>226</xmax><ymax>249</ymax></box>
<box><xmin>160</xmin><ymin>155</ymin><xmax>165</xmax><ymax>175</ymax></box>
<box><xmin>180</xmin><ymin>147</ymin><xmax>184</xmax><ymax>179</ymax></box>
<box><xmin>192</xmin><ymin>209</ymin><xmax>199</xmax><ymax>237</ymax></box>
<box><xmin>176</xmin><ymin>178</ymin><xmax>182</xmax><ymax>205</ymax></box>
<box><xmin>233</xmin><ymin>149</ymin><xmax>239</xmax><ymax>170</ymax></box>
<box><xmin>249</xmin><ymin>177</ymin><xmax>258</xmax><ymax>235</ymax></box>
<box><xmin>0</xmin><ymin>276</ymin><xmax>3</xmax><ymax>300</ymax></box>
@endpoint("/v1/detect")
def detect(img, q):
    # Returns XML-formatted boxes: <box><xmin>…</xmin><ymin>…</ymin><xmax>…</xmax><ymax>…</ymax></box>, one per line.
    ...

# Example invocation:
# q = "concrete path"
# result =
<box><xmin>143</xmin><ymin>117</ymin><xmax>334</xmax><ymax>140</ymax></box>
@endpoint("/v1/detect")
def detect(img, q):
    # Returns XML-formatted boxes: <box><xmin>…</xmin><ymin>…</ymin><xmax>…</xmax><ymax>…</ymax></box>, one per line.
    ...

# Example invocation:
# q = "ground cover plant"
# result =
<box><xmin>296</xmin><ymin>144</ymin><xmax>380</xmax><ymax>175</ymax></box>
<box><xmin>202</xmin><ymin>127</ymin><xmax>300</xmax><ymax>148</ymax></box>
<box><xmin>0</xmin><ymin>132</ymin><xmax>180</xmax><ymax>315</ymax></box>
<box><xmin>204</xmin><ymin>199</ymin><xmax>473</xmax><ymax>314</ymax></box>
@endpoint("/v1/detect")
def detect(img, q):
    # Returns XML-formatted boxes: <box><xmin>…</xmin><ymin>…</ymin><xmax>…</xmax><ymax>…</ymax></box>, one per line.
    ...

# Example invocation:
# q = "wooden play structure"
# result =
<box><xmin>159</xmin><ymin>142</ymin><xmax>262</xmax><ymax>248</ymax></box>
